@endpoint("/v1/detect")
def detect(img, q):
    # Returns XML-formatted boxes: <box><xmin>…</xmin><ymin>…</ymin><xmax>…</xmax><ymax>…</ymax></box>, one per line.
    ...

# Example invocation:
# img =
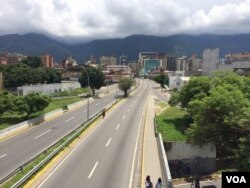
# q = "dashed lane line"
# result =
<box><xmin>65</xmin><ymin>117</ymin><xmax>75</xmax><ymax>122</ymax></box>
<box><xmin>116</xmin><ymin>124</ymin><xmax>120</xmax><ymax>130</ymax></box>
<box><xmin>88</xmin><ymin>162</ymin><xmax>99</xmax><ymax>179</ymax></box>
<box><xmin>105</xmin><ymin>138</ymin><xmax>112</xmax><ymax>147</ymax></box>
<box><xmin>0</xmin><ymin>154</ymin><xmax>7</xmax><ymax>159</ymax></box>
<box><xmin>34</xmin><ymin>130</ymin><xmax>51</xmax><ymax>140</ymax></box>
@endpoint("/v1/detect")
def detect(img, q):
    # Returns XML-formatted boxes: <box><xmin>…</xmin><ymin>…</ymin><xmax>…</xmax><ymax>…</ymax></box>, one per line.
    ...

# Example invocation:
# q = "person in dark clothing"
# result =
<box><xmin>102</xmin><ymin>109</ymin><xmax>106</xmax><ymax>118</ymax></box>
<box><xmin>145</xmin><ymin>175</ymin><xmax>153</xmax><ymax>188</ymax></box>
<box><xmin>155</xmin><ymin>178</ymin><xmax>163</xmax><ymax>188</ymax></box>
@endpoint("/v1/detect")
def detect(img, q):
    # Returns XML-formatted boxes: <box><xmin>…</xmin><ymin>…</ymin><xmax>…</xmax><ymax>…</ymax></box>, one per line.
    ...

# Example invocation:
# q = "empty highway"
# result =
<box><xmin>0</xmin><ymin>89</ymin><xmax>119</xmax><ymax>181</ymax></box>
<box><xmin>36</xmin><ymin>80</ymin><xmax>149</xmax><ymax>188</ymax></box>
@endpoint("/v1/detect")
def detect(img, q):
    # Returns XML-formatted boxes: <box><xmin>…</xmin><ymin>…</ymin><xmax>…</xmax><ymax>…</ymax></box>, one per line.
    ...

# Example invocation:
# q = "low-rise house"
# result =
<box><xmin>169</xmin><ymin>76</ymin><xmax>190</xmax><ymax>91</ymax></box>
<box><xmin>104</xmin><ymin>65</ymin><xmax>133</xmax><ymax>82</ymax></box>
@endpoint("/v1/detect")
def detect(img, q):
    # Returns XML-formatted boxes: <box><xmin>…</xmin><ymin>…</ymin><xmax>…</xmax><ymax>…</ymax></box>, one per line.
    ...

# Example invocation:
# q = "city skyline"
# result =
<box><xmin>0</xmin><ymin>0</ymin><xmax>250</xmax><ymax>43</ymax></box>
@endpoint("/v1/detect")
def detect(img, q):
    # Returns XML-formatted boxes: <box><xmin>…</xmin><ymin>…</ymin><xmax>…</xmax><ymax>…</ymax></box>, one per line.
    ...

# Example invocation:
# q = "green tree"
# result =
<box><xmin>0</xmin><ymin>64</ymin><xmax>6</xmax><ymax>72</ymax></box>
<box><xmin>242</xmin><ymin>77</ymin><xmax>250</xmax><ymax>100</ymax></box>
<box><xmin>22</xmin><ymin>92</ymin><xmax>51</xmax><ymax>118</ymax></box>
<box><xmin>46</xmin><ymin>68</ymin><xmax>62</xmax><ymax>84</ymax></box>
<box><xmin>186</xmin><ymin>86</ymin><xmax>250</xmax><ymax>157</ymax></box>
<box><xmin>210</xmin><ymin>70</ymin><xmax>245</xmax><ymax>90</ymax></box>
<box><xmin>236</xmin><ymin>135</ymin><xmax>250</xmax><ymax>171</ymax></box>
<box><xmin>168</xmin><ymin>91</ymin><xmax>180</xmax><ymax>106</ymax></box>
<box><xmin>3</xmin><ymin>63</ymin><xmax>48</xmax><ymax>88</ymax></box>
<box><xmin>153</xmin><ymin>74</ymin><xmax>168</xmax><ymax>88</ymax></box>
<box><xmin>3</xmin><ymin>63</ymin><xmax>31</xmax><ymax>88</ymax></box>
<box><xmin>118</xmin><ymin>78</ymin><xmax>135</xmax><ymax>97</ymax></box>
<box><xmin>21</xmin><ymin>56</ymin><xmax>42</xmax><ymax>68</ymax></box>
<box><xmin>79</xmin><ymin>66</ymin><xmax>105</xmax><ymax>96</ymax></box>
<box><xmin>0</xmin><ymin>91</ymin><xmax>15</xmax><ymax>117</ymax></box>
<box><xmin>179</xmin><ymin>77</ymin><xmax>211</xmax><ymax>107</ymax></box>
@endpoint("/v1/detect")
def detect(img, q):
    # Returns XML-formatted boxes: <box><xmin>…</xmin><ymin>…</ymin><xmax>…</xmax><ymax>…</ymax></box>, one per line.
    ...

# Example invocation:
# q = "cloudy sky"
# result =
<box><xmin>0</xmin><ymin>0</ymin><xmax>250</xmax><ymax>42</ymax></box>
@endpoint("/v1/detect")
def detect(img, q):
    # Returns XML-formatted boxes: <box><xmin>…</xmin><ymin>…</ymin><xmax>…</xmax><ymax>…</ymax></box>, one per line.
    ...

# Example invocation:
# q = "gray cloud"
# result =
<box><xmin>0</xmin><ymin>0</ymin><xmax>250</xmax><ymax>42</ymax></box>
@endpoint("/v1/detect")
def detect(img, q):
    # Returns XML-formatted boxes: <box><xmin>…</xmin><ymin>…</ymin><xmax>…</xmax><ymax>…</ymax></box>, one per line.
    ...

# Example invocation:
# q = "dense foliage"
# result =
<box><xmin>79</xmin><ymin>66</ymin><xmax>105</xmax><ymax>96</ymax></box>
<box><xmin>153</xmin><ymin>74</ymin><xmax>169</xmax><ymax>88</ymax></box>
<box><xmin>1</xmin><ymin>62</ymin><xmax>61</xmax><ymax>88</ymax></box>
<box><xmin>169</xmin><ymin>71</ymin><xmax>250</xmax><ymax>170</ymax></box>
<box><xmin>118</xmin><ymin>78</ymin><xmax>135</xmax><ymax>97</ymax></box>
<box><xmin>0</xmin><ymin>91</ymin><xmax>51</xmax><ymax>119</ymax></box>
<box><xmin>21</xmin><ymin>56</ymin><xmax>42</xmax><ymax>68</ymax></box>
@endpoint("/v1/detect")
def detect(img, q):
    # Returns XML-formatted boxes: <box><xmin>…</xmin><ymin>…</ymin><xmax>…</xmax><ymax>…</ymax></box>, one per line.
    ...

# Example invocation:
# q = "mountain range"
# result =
<box><xmin>1</xmin><ymin>33</ymin><xmax>250</xmax><ymax>63</ymax></box>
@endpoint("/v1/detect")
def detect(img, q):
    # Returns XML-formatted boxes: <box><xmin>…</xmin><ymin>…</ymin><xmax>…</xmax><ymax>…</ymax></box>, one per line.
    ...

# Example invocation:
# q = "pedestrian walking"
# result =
<box><xmin>145</xmin><ymin>175</ymin><xmax>153</xmax><ymax>188</ymax></box>
<box><xmin>102</xmin><ymin>109</ymin><xmax>106</xmax><ymax>118</ymax></box>
<box><xmin>155</xmin><ymin>178</ymin><xmax>163</xmax><ymax>188</ymax></box>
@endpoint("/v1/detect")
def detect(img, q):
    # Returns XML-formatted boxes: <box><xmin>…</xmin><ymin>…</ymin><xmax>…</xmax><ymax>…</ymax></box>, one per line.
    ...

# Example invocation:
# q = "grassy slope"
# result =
<box><xmin>156</xmin><ymin>106</ymin><xmax>188</xmax><ymax>142</ymax></box>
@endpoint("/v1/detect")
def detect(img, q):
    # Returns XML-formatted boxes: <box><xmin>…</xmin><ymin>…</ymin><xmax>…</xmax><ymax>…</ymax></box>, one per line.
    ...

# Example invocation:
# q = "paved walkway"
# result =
<box><xmin>143</xmin><ymin>95</ymin><xmax>162</xmax><ymax>187</ymax></box>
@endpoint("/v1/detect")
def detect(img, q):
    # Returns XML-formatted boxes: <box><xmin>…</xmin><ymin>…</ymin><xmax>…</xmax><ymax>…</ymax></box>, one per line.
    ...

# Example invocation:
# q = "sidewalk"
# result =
<box><xmin>143</xmin><ymin>95</ymin><xmax>162</xmax><ymax>186</ymax></box>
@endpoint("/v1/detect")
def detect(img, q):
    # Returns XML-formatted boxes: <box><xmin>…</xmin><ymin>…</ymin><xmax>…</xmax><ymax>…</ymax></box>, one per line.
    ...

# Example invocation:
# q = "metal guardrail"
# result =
<box><xmin>0</xmin><ymin>99</ymin><xmax>118</xmax><ymax>187</ymax></box>
<box><xmin>11</xmin><ymin>110</ymin><xmax>102</xmax><ymax>188</ymax></box>
<box><xmin>154</xmin><ymin>115</ymin><xmax>158</xmax><ymax>137</ymax></box>
<box><xmin>154</xmin><ymin>113</ymin><xmax>173</xmax><ymax>188</ymax></box>
<box><xmin>157</xmin><ymin>134</ymin><xmax>173</xmax><ymax>188</ymax></box>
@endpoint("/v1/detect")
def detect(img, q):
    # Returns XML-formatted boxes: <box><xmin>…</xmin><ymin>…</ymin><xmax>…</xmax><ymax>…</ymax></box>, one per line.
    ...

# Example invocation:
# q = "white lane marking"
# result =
<box><xmin>34</xmin><ymin>130</ymin><xmax>51</xmax><ymax>140</ymax></box>
<box><xmin>95</xmin><ymin>103</ymin><xmax>100</xmax><ymax>106</ymax></box>
<box><xmin>0</xmin><ymin>154</ymin><xmax>7</xmax><ymax>159</ymax></box>
<box><xmin>37</xmin><ymin>122</ymin><xmax>94</xmax><ymax>188</ymax></box>
<box><xmin>116</xmin><ymin>124</ymin><xmax>120</xmax><ymax>130</ymax></box>
<box><xmin>105</xmin><ymin>138</ymin><xmax>112</xmax><ymax>147</ymax></box>
<box><xmin>37</xmin><ymin>111</ymin><xmax>115</xmax><ymax>187</ymax></box>
<box><xmin>65</xmin><ymin>117</ymin><xmax>74</xmax><ymax>122</ymax></box>
<box><xmin>129</xmin><ymin>99</ymin><xmax>146</xmax><ymax>188</ymax></box>
<box><xmin>127</xmin><ymin>109</ymin><xmax>130</xmax><ymax>112</ymax></box>
<box><xmin>122</xmin><ymin>115</ymin><xmax>126</xmax><ymax>119</ymax></box>
<box><xmin>88</xmin><ymin>162</ymin><xmax>99</xmax><ymax>179</ymax></box>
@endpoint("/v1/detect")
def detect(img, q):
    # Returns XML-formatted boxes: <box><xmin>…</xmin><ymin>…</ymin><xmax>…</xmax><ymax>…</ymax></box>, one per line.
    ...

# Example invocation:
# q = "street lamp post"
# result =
<box><xmin>107</xmin><ymin>80</ymin><xmax>109</xmax><ymax>93</ymax></box>
<box><xmin>82</xmin><ymin>66</ymin><xmax>90</xmax><ymax>121</ymax></box>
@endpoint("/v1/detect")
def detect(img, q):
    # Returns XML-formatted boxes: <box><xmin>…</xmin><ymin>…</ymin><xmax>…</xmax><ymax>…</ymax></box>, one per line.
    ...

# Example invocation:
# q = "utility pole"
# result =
<box><xmin>82</xmin><ymin>66</ymin><xmax>90</xmax><ymax>121</ymax></box>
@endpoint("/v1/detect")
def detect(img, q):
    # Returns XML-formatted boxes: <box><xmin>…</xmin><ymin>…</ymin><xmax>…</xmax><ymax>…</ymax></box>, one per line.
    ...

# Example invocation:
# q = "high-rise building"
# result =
<box><xmin>176</xmin><ymin>56</ymin><xmax>188</xmax><ymax>71</ymax></box>
<box><xmin>0</xmin><ymin>52</ymin><xmax>26</xmax><ymax>65</ymax></box>
<box><xmin>158</xmin><ymin>53</ymin><xmax>167</xmax><ymax>70</ymax></box>
<box><xmin>166</xmin><ymin>56</ymin><xmax>177</xmax><ymax>71</ymax></box>
<box><xmin>7</xmin><ymin>53</ymin><xmax>26</xmax><ymax>65</ymax></box>
<box><xmin>62</xmin><ymin>56</ymin><xmax>78</xmax><ymax>68</ymax></box>
<box><xmin>0</xmin><ymin>52</ymin><xmax>8</xmax><ymax>65</ymax></box>
<box><xmin>41</xmin><ymin>54</ymin><xmax>54</xmax><ymax>68</ymax></box>
<box><xmin>225</xmin><ymin>52</ymin><xmax>250</xmax><ymax>63</ymax></box>
<box><xmin>144</xmin><ymin>59</ymin><xmax>161</xmax><ymax>75</ymax></box>
<box><xmin>202</xmin><ymin>48</ymin><xmax>220</xmax><ymax>76</ymax></box>
<box><xmin>187</xmin><ymin>55</ymin><xmax>202</xmax><ymax>71</ymax></box>
<box><xmin>120</xmin><ymin>55</ymin><xmax>128</xmax><ymax>65</ymax></box>
<box><xmin>100</xmin><ymin>56</ymin><xmax>117</xmax><ymax>69</ymax></box>
<box><xmin>138</xmin><ymin>52</ymin><xmax>158</xmax><ymax>68</ymax></box>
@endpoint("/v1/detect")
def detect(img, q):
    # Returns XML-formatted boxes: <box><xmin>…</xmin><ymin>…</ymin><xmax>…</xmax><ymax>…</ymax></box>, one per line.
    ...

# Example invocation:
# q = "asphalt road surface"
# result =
<box><xmin>36</xmin><ymin>80</ymin><xmax>149</xmax><ymax>188</ymax></box>
<box><xmin>0</xmin><ymin>89</ymin><xmax>119</xmax><ymax>181</ymax></box>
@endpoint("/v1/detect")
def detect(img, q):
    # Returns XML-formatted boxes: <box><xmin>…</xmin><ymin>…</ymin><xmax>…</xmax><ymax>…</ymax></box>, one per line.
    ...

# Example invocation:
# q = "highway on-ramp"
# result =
<box><xmin>36</xmin><ymin>80</ymin><xmax>149</xmax><ymax>188</ymax></box>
